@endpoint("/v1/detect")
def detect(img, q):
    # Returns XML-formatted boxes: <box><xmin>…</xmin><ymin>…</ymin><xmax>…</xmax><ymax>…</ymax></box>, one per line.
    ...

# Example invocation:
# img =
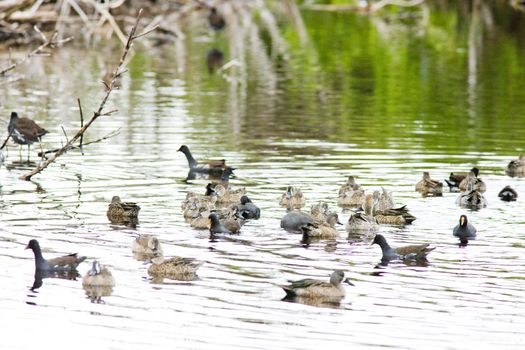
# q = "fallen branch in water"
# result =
<box><xmin>37</xmin><ymin>128</ymin><xmax>121</xmax><ymax>158</ymax></box>
<box><xmin>0</xmin><ymin>26</ymin><xmax>72</xmax><ymax>76</ymax></box>
<box><xmin>21</xmin><ymin>9</ymin><xmax>153</xmax><ymax>181</ymax></box>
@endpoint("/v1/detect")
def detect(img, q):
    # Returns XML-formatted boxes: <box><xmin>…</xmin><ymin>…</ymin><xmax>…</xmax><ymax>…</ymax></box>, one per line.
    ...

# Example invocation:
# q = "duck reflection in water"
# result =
<box><xmin>206</xmin><ymin>48</ymin><xmax>224</xmax><ymax>73</ymax></box>
<box><xmin>30</xmin><ymin>269</ymin><xmax>79</xmax><ymax>292</ymax></box>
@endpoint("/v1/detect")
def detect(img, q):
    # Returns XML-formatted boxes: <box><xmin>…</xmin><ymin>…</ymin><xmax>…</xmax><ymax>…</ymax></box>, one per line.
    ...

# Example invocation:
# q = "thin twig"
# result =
<box><xmin>21</xmin><ymin>9</ymin><xmax>152</xmax><ymax>181</ymax></box>
<box><xmin>0</xmin><ymin>130</ymin><xmax>13</xmax><ymax>150</ymax></box>
<box><xmin>0</xmin><ymin>27</ymin><xmax>72</xmax><ymax>76</ymax></box>
<box><xmin>77</xmin><ymin>98</ymin><xmax>84</xmax><ymax>153</ymax></box>
<box><xmin>37</xmin><ymin>128</ymin><xmax>121</xmax><ymax>157</ymax></box>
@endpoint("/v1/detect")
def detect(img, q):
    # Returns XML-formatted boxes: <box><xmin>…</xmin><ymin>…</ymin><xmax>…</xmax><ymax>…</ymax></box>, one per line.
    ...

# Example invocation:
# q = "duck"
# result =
<box><xmin>236</xmin><ymin>195</ymin><xmax>260</xmax><ymax>219</ymax></box>
<box><xmin>132</xmin><ymin>235</ymin><xmax>163</xmax><ymax>256</ymax></box>
<box><xmin>279</xmin><ymin>186</ymin><xmax>306</xmax><ymax>209</ymax></box>
<box><xmin>181</xmin><ymin>191</ymin><xmax>216</xmax><ymax>212</ymax></box>
<box><xmin>281</xmin><ymin>208</ymin><xmax>315</xmax><ymax>234</ymax></box>
<box><xmin>147</xmin><ymin>255</ymin><xmax>203</xmax><ymax>278</ymax></box>
<box><xmin>301</xmin><ymin>213</ymin><xmax>341</xmax><ymax>239</ymax></box>
<box><xmin>8</xmin><ymin>111</ymin><xmax>48</xmax><ymax>157</ymax></box>
<box><xmin>208</xmin><ymin>7</ymin><xmax>226</xmax><ymax>31</ymax></box>
<box><xmin>498</xmin><ymin>185</ymin><xmax>518</xmax><ymax>201</ymax></box>
<box><xmin>82</xmin><ymin>261</ymin><xmax>115</xmax><ymax>287</ymax></box>
<box><xmin>310</xmin><ymin>201</ymin><xmax>338</xmax><ymax>222</ymax></box>
<box><xmin>453</xmin><ymin>215</ymin><xmax>477</xmax><ymax>244</ymax></box>
<box><xmin>337</xmin><ymin>176</ymin><xmax>365</xmax><ymax>207</ymax></box>
<box><xmin>459</xmin><ymin>168</ymin><xmax>486</xmax><ymax>193</ymax></box>
<box><xmin>25</xmin><ymin>239</ymin><xmax>86</xmax><ymax>272</ymax></box>
<box><xmin>183</xmin><ymin>200</ymin><xmax>214</xmax><ymax>221</ymax></box>
<box><xmin>346</xmin><ymin>194</ymin><xmax>379</xmax><ymax>233</ymax></box>
<box><xmin>456</xmin><ymin>183</ymin><xmax>487</xmax><ymax>209</ymax></box>
<box><xmin>281</xmin><ymin>270</ymin><xmax>353</xmax><ymax>299</ymax></box>
<box><xmin>178</xmin><ymin>145</ymin><xmax>232</xmax><ymax>178</ymax></box>
<box><xmin>372</xmin><ymin>234</ymin><xmax>435</xmax><ymax>261</ymax></box>
<box><xmin>107</xmin><ymin>196</ymin><xmax>140</xmax><ymax>219</ymax></box>
<box><xmin>506</xmin><ymin>155</ymin><xmax>525</xmax><ymax>177</ymax></box>
<box><xmin>374</xmin><ymin>188</ymin><xmax>394</xmax><ymax>212</ymax></box>
<box><xmin>373</xmin><ymin>206</ymin><xmax>416</xmax><ymax>225</ymax></box>
<box><xmin>415</xmin><ymin>172</ymin><xmax>443</xmax><ymax>196</ymax></box>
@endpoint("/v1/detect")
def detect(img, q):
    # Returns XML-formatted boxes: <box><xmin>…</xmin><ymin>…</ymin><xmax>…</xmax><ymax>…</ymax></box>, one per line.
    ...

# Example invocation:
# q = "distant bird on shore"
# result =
<box><xmin>7</xmin><ymin>112</ymin><xmax>48</xmax><ymax>158</ymax></box>
<box><xmin>208</xmin><ymin>7</ymin><xmax>226</xmax><ymax>31</ymax></box>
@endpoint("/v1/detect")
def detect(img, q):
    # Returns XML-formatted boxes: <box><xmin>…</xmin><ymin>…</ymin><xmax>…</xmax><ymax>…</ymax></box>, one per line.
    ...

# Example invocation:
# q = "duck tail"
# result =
<box><xmin>281</xmin><ymin>286</ymin><xmax>297</xmax><ymax>298</ymax></box>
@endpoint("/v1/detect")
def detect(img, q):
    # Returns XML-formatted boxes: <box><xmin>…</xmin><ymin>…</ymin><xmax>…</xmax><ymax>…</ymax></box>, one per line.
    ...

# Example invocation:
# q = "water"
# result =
<box><xmin>1</xmin><ymin>2</ymin><xmax>525</xmax><ymax>349</ymax></box>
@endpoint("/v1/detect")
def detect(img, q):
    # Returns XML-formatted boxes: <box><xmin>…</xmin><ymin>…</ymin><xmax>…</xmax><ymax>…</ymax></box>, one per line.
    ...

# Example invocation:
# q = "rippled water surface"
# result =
<box><xmin>2</xmin><ymin>2</ymin><xmax>525</xmax><ymax>349</ymax></box>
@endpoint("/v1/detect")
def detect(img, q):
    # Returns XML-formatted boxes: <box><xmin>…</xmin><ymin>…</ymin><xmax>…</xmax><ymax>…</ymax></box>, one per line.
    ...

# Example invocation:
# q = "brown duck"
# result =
<box><xmin>107</xmin><ymin>196</ymin><xmax>140</xmax><ymax>219</ymax></box>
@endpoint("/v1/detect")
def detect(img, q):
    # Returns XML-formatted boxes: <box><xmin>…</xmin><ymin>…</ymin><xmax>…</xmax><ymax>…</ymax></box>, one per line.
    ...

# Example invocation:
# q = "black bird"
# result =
<box><xmin>498</xmin><ymin>185</ymin><xmax>518</xmax><ymax>202</ymax></box>
<box><xmin>372</xmin><ymin>234</ymin><xmax>435</xmax><ymax>261</ymax></box>
<box><xmin>8</xmin><ymin>112</ymin><xmax>48</xmax><ymax>158</ymax></box>
<box><xmin>178</xmin><ymin>145</ymin><xmax>233</xmax><ymax>178</ymax></box>
<box><xmin>208</xmin><ymin>7</ymin><xmax>225</xmax><ymax>31</ymax></box>
<box><xmin>25</xmin><ymin>239</ymin><xmax>86</xmax><ymax>272</ymax></box>
<box><xmin>208</xmin><ymin>213</ymin><xmax>233</xmax><ymax>236</ymax></box>
<box><xmin>237</xmin><ymin>195</ymin><xmax>261</xmax><ymax>220</ymax></box>
<box><xmin>453</xmin><ymin>215</ymin><xmax>477</xmax><ymax>245</ymax></box>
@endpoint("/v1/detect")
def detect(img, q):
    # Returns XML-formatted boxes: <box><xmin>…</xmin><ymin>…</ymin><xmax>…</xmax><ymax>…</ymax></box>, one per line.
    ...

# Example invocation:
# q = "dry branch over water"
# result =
<box><xmin>20</xmin><ymin>9</ymin><xmax>153</xmax><ymax>181</ymax></box>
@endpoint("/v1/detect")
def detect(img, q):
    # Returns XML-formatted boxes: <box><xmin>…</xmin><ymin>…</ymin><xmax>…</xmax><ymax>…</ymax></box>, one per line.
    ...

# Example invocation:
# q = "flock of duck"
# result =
<box><xmin>22</xmin><ymin>143</ymin><xmax>525</xmax><ymax>303</ymax></box>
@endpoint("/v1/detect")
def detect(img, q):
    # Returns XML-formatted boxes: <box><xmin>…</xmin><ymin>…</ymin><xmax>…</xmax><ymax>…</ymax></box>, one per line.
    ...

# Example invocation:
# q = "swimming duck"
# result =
<box><xmin>279</xmin><ymin>186</ymin><xmax>306</xmax><ymax>209</ymax></box>
<box><xmin>372</xmin><ymin>234</ymin><xmax>435</xmax><ymax>261</ymax></box>
<box><xmin>452</xmin><ymin>215</ymin><xmax>477</xmax><ymax>244</ymax></box>
<box><xmin>181</xmin><ymin>191</ymin><xmax>216</xmax><ymax>212</ymax></box>
<box><xmin>208</xmin><ymin>7</ymin><xmax>226</xmax><ymax>31</ymax></box>
<box><xmin>8</xmin><ymin>112</ymin><xmax>48</xmax><ymax>157</ymax></box>
<box><xmin>281</xmin><ymin>208</ymin><xmax>315</xmax><ymax>234</ymax></box>
<box><xmin>82</xmin><ymin>261</ymin><xmax>115</xmax><ymax>287</ymax></box>
<box><xmin>301</xmin><ymin>213</ymin><xmax>341</xmax><ymax>239</ymax></box>
<box><xmin>459</xmin><ymin>168</ymin><xmax>486</xmax><ymax>193</ymax></box>
<box><xmin>281</xmin><ymin>270</ymin><xmax>353</xmax><ymax>299</ymax></box>
<box><xmin>25</xmin><ymin>239</ymin><xmax>86</xmax><ymax>272</ymax></box>
<box><xmin>236</xmin><ymin>195</ymin><xmax>261</xmax><ymax>219</ymax></box>
<box><xmin>178</xmin><ymin>145</ymin><xmax>232</xmax><ymax>178</ymax></box>
<box><xmin>498</xmin><ymin>185</ymin><xmax>518</xmax><ymax>201</ymax></box>
<box><xmin>374</xmin><ymin>188</ymin><xmax>394</xmax><ymax>212</ymax></box>
<box><xmin>107</xmin><ymin>196</ymin><xmax>140</xmax><ymax>219</ymax></box>
<box><xmin>456</xmin><ymin>183</ymin><xmax>487</xmax><ymax>209</ymax></box>
<box><xmin>506</xmin><ymin>155</ymin><xmax>525</xmax><ymax>177</ymax></box>
<box><xmin>346</xmin><ymin>194</ymin><xmax>379</xmax><ymax>233</ymax></box>
<box><xmin>147</xmin><ymin>255</ymin><xmax>203</xmax><ymax>278</ymax></box>
<box><xmin>338</xmin><ymin>176</ymin><xmax>363</xmax><ymax>195</ymax></box>
<box><xmin>415</xmin><ymin>172</ymin><xmax>443</xmax><ymax>196</ymax></box>
<box><xmin>337</xmin><ymin>177</ymin><xmax>365</xmax><ymax>208</ymax></box>
<box><xmin>373</xmin><ymin>206</ymin><xmax>416</xmax><ymax>225</ymax></box>
<box><xmin>132</xmin><ymin>235</ymin><xmax>163</xmax><ymax>256</ymax></box>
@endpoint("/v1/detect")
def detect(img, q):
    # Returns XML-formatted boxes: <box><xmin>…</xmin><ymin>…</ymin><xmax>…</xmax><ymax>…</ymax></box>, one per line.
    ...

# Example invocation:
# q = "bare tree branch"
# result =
<box><xmin>21</xmin><ymin>9</ymin><xmax>152</xmax><ymax>181</ymax></box>
<box><xmin>0</xmin><ymin>27</ymin><xmax>72</xmax><ymax>76</ymax></box>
